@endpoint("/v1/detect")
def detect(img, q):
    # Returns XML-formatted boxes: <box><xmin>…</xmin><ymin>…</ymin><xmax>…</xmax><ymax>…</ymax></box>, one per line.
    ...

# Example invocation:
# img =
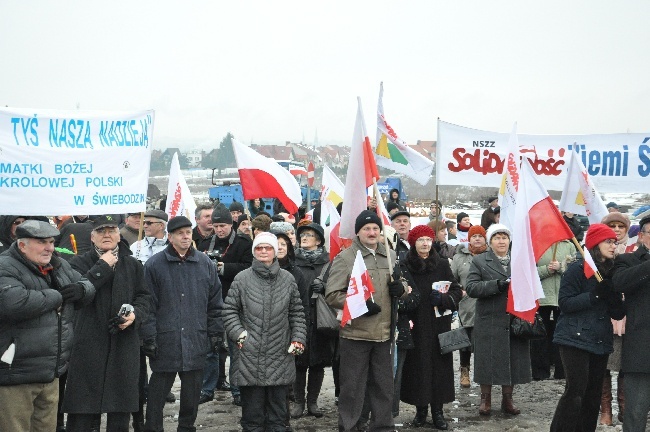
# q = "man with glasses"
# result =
<box><xmin>130</xmin><ymin>210</ymin><xmax>168</xmax><ymax>264</ymax></box>
<box><xmin>612</xmin><ymin>215</ymin><xmax>650</xmax><ymax>429</ymax></box>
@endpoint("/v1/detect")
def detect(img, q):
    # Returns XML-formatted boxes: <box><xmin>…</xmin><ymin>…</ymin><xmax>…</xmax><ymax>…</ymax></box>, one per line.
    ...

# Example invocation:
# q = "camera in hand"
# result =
<box><xmin>206</xmin><ymin>250</ymin><xmax>223</xmax><ymax>262</ymax></box>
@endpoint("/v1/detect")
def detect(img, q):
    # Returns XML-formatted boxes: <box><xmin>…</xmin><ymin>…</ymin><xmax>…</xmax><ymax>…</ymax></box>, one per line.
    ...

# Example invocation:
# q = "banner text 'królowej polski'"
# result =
<box><xmin>0</xmin><ymin>107</ymin><xmax>154</xmax><ymax>215</ymax></box>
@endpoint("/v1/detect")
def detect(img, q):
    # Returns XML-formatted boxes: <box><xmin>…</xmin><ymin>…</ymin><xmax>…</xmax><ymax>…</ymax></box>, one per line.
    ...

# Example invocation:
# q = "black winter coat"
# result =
<box><xmin>64</xmin><ymin>243</ymin><xmax>150</xmax><ymax>413</ymax></box>
<box><xmin>0</xmin><ymin>215</ymin><xmax>21</xmax><ymax>253</ymax></box>
<box><xmin>141</xmin><ymin>245</ymin><xmax>224</xmax><ymax>372</ymax></box>
<box><xmin>203</xmin><ymin>230</ymin><xmax>253</xmax><ymax>299</ymax></box>
<box><xmin>399</xmin><ymin>251</ymin><xmax>462</xmax><ymax>407</ymax></box>
<box><xmin>0</xmin><ymin>243</ymin><xmax>94</xmax><ymax>385</ymax></box>
<box><xmin>553</xmin><ymin>260</ymin><xmax>624</xmax><ymax>355</ymax></box>
<box><xmin>294</xmin><ymin>249</ymin><xmax>334</xmax><ymax>368</ymax></box>
<box><xmin>563</xmin><ymin>215</ymin><xmax>584</xmax><ymax>243</ymax></box>
<box><xmin>613</xmin><ymin>246</ymin><xmax>650</xmax><ymax>373</ymax></box>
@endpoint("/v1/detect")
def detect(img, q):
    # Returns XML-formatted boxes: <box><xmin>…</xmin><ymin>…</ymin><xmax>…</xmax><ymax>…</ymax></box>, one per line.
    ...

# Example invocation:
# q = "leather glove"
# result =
<box><xmin>108</xmin><ymin>315</ymin><xmax>126</xmax><ymax>335</ymax></box>
<box><xmin>59</xmin><ymin>283</ymin><xmax>85</xmax><ymax>302</ymax></box>
<box><xmin>388</xmin><ymin>280</ymin><xmax>405</xmax><ymax>298</ymax></box>
<box><xmin>430</xmin><ymin>289</ymin><xmax>443</xmax><ymax>307</ymax></box>
<box><xmin>310</xmin><ymin>278</ymin><xmax>325</xmax><ymax>295</ymax></box>
<box><xmin>210</xmin><ymin>336</ymin><xmax>223</xmax><ymax>354</ymax></box>
<box><xmin>497</xmin><ymin>279</ymin><xmax>510</xmax><ymax>293</ymax></box>
<box><xmin>142</xmin><ymin>339</ymin><xmax>157</xmax><ymax>359</ymax></box>
<box><xmin>288</xmin><ymin>341</ymin><xmax>305</xmax><ymax>356</ymax></box>
<box><xmin>363</xmin><ymin>300</ymin><xmax>382</xmax><ymax>317</ymax></box>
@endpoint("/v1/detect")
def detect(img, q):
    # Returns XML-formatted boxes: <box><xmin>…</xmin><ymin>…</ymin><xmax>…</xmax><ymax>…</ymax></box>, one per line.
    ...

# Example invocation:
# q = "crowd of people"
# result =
<box><xmin>1</xmin><ymin>193</ymin><xmax>649</xmax><ymax>432</ymax></box>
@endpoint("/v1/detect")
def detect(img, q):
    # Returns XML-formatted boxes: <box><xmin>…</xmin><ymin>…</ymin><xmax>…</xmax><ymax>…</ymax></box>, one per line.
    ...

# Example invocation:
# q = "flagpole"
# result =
<box><xmin>372</xmin><ymin>178</ymin><xmax>393</xmax><ymax>276</ymax></box>
<box><xmin>551</xmin><ymin>243</ymin><xmax>558</xmax><ymax>261</ymax></box>
<box><xmin>570</xmin><ymin>237</ymin><xmax>603</xmax><ymax>282</ymax></box>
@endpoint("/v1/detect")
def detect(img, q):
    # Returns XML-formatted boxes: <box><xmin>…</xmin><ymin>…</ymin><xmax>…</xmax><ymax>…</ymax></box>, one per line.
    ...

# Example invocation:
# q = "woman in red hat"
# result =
<box><xmin>397</xmin><ymin>225</ymin><xmax>463</xmax><ymax>430</ymax></box>
<box><xmin>550</xmin><ymin>224</ymin><xmax>625</xmax><ymax>431</ymax></box>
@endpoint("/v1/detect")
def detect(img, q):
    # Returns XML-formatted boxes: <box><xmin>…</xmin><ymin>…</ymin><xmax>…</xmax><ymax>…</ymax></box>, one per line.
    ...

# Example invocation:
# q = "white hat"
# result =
<box><xmin>486</xmin><ymin>223</ymin><xmax>511</xmax><ymax>244</ymax></box>
<box><xmin>252</xmin><ymin>232</ymin><xmax>278</xmax><ymax>255</ymax></box>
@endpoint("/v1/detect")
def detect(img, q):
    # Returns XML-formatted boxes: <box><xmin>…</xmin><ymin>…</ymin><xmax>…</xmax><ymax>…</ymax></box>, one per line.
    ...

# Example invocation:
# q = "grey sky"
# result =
<box><xmin>2</xmin><ymin>1</ymin><xmax>649</xmax><ymax>151</ymax></box>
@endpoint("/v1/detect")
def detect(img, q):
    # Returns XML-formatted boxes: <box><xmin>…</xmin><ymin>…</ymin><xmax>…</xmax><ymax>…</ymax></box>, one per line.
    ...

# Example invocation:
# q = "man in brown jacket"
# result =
<box><xmin>326</xmin><ymin>210</ymin><xmax>406</xmax><ymax>432</ymax></box>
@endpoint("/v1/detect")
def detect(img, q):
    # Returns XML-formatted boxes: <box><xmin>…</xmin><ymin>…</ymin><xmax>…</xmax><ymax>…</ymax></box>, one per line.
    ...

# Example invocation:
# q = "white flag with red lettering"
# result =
<box><xmin>165</xmin><ymin>152</ymin><xmax>197</xmax><ymax>227</ymax></box>
<box><xmin>341</xmin><ymin>250</ymin><xmax>376</xmax><ymax>327</ymax></box>
<box><xmin>498</xmin><ymin>123</ymin><xmax>520</xmax><ymax>232</ymax></box>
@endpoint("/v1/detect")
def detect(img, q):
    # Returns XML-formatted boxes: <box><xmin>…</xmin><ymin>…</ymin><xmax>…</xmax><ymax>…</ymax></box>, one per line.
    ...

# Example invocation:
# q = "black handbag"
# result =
<box><xmin>313</xmin><ymin>293</ymin><xmax>339</xmax><ymax>337</ymax></box>
<box><xmin>510</xmin><ymin>313</ymin><xmax>547</xmax><ymax>340</ymax></box>
<box><xmin>438</xmin><ymin>315</ymin><xmax>471</xmax><ymax>355</ymax></box>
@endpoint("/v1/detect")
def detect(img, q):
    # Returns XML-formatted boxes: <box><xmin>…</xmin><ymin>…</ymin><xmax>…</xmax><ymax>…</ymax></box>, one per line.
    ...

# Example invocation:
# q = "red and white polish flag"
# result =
<box><xmin>232</xmin><ymin>139</ymin><xmax>302</xmax><ymax>214</ymax></box>
<box><xmin>341</xmin><ymin>250</ymin><xmax>376</xmax><ymax>327</ymax></box>
<box><xmin>509</xmin><ymin>157</ymin><xmax>575</xmax><ymax>322</ymax></box>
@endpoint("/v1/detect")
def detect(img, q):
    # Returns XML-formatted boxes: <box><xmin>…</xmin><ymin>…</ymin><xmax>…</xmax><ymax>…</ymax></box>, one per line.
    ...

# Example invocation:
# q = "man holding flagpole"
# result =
<box><xmin>326</xmin><ymin>210</ymin><xmax>406</xmax><ymax>432</ymax></box>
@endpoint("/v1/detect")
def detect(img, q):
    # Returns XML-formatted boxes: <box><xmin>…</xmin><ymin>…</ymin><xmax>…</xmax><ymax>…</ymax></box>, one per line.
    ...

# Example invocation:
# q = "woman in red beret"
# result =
<box><xmin>550</xmin><ymin>224</ymin><xmax>625</xmax><ymax>431</ymax></box>
<box><xmin>397</xmin><ymin>225</ymin><xmax>463</xmax><ymax>430</ymax></box>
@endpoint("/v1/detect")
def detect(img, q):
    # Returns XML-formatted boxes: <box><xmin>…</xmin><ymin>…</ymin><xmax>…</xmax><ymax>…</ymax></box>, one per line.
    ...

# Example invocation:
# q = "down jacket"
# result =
<box><xmin>0</xmin><ymin>243</ymin><xmax>95</xmax><ymax>386</ymax></box>
<box><xmin>224</xmin><ymin>259</ymin><xmax>306</xmax><ymax>387</ymax></box>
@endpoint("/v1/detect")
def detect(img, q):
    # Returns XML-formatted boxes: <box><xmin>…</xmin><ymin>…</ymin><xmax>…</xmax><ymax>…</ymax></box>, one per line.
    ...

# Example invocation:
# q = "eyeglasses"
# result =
<box><xmin>603</xmin><ymin>239</ymin><xmax>619</xmax><ymax>246</ymax></box>
<box><xmin>300</xmin><ymin>233</ymin><xmax>316</xmax><ymax>238</ymax></box>
<box><xmin>416</xmin><ymin>237</ymin><xmax>433</xmax><ymax>244</ymax></box>
<box><xmin>608</xmin><ymin>223</ymin><xmax>626</xmax><ymax>229</ymax></box>
<box><xmin>254</xmin><ymin>245</ymin><xmax>274</xmax><ymax>252</ymax></box>
<box><xmin>143</xmin><ymin>221</ymin><xmax>162</xmax><ymax>226</ymax></box>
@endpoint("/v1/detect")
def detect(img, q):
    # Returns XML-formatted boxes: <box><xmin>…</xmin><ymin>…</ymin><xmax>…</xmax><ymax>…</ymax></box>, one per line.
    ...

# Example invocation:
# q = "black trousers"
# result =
<box><xmin>530</xmin><ymin>306</ymin><xmax>564</xmax><ymax>379</ymax></box>
<box><xmin>67</xmin><ymin>412</ymin><xmax>130</xmax><ymax>432</ymax></box>
<box><xmin>145</xmin><ymin>369</ymin><xmax>203</xmax><ymax>432</ymax></box>
<box><xmin>337</xmin><ymin>338</ymin><xmax>394</xmax><ymax>432</ymax></box>
<box><xmin>550</xmin><ymin>345</ymin><xmax>608</xmax><ymax>432</ymax></box>
<box><xmin>240</xmin><ymin>385</ymin><xmax>287</xmax><ymax>432</ymax></box>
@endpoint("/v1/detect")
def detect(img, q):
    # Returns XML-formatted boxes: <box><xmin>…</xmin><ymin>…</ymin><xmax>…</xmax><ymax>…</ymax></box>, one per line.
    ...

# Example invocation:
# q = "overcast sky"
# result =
<box><xmin>2</xmin><ymin>1</ymin><xmax>649</xmax><ymax>151</ymax></box>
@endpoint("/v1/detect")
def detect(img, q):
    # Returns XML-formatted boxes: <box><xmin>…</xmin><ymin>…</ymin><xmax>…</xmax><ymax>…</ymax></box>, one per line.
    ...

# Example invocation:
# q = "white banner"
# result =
<box><xmin>437</xmin><ymin>119</ymin><xmax>650</xmax><ymax>193</ymax></box>
<box><xmin>0</xmin><ymin>108</ymin><xmax>154</xmax><ymax>216</ymax></box>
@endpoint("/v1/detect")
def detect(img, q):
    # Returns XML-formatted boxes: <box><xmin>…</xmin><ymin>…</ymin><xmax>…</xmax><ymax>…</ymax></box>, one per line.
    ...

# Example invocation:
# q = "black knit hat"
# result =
<box><xmin>229</xmin><ymin>201</ymin><xmax>245</xmax><ymax>213</ymax></box>
<box><xmin>211</xmin><ymin>204</ymin><xmax>233</xmax><ymax>224</ymax></box>
<box><xmin>355</xmin><ymin>210</ymin><xmax>382</xmax><ymax>234</ymax></box>
<box><xmin>457</xmin><ymin>212</ymin><xmax>469</xmax><ymax>223</ymax></box>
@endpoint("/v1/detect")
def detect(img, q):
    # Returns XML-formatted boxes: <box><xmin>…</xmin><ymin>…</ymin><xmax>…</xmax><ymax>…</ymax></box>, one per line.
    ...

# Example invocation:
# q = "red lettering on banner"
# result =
<box><xmin>169</xmin><ymin>183</ymin><xmax>182</xmax><ymax>217</ymax></box>
<box><xmin>447</xmin><ymin>148</ymin><xmax>567</xmax><ymax>176</ymax></box>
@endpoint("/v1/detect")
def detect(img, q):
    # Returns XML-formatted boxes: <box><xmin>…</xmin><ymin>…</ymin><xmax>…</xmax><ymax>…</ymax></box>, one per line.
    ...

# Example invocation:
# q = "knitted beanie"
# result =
<box><xmin>585</xmin><ymin>223</ymin><xmax>617</xmax><ymax>250</ymax></box>
<box><xmin>468</xmin><ymin>225</ymin><xmax>487</xmax><ymax>239</ymax></box>
<box><xmin>486</xmin><ymin>223</ymin><xmax>511</xmax><ymax>244</ymax></box>
<box><xmin>355</xmin><ymin>210</ymin><xmax>382</xmax><ymax>234</ymax></box>
<box><xmin>211</xmin><ymin>204</ymin><xmax>233</xmax><ymax>224</ymax></box>
<box><xmin>252</xmin><ymin>231</ymin><xmax>278</xmax><ymax>255</ymax></box>
<box><xmin>457</xmin><ymin>212</ymin><xmax>470</xmax><ymax>223</ymax></box>
<box><xmin>407</xmin><ymin>224</ymin><xmax>436</xmax><ymax>247</ymax></box>
<box><xmin>269</xmin><ymin>221</ymin><xmax>294</xmax><ymax>235</ymax></box>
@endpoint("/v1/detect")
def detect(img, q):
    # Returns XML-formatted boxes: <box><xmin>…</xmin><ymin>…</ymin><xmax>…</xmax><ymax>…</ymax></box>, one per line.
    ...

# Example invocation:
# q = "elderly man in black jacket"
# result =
<box><xmin>0</xmin><ymin>220</ymin><xmax>95</xmax><ymax>432</ymax></box>
<box><xmin>64</xmin><ymin>215</ymin><xmax>151</xmax><ymax>432</ymax></box>
<box><xmin>141</xmin><ymin>216</ymin><xmax>223</xmax><ymax>432</ymax></box>
<box><xmin>198</xmin><ymin>204</ymin><xmax>253</xmax><ymax>405</ymax></box>
<box><xmin>612</xmin><ymin>215</ymin><xmax>650</xmax><ymax>430</ymax></box>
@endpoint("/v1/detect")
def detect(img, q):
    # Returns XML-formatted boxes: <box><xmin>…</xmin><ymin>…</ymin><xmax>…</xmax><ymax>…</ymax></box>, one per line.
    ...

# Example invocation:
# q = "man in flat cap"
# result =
<box><xmin>130</xmin><ymin>209</ymin><xmax>169</xmax><ymax>264</ymax></box>
<box><xmin>0</xmin><ymin>220</ymin><xmax>95</xmax><ymax>432</ymax></box>
<box><xmin>63</xmin><ymin>215</ymin><xmax>151</xmax><ymax>432</ymax></box>
<box><xmin>141</xmin><ymin>216</ymin><xmax>223</xmax><ymax>432</ymax></box>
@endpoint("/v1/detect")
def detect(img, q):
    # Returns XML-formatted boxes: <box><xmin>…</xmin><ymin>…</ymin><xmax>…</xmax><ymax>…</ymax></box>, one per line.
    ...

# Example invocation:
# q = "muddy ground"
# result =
<box><xmin>131</xmin><ymin>357</ymin><xmax>635</xmax><ymax>432</ymax></box>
